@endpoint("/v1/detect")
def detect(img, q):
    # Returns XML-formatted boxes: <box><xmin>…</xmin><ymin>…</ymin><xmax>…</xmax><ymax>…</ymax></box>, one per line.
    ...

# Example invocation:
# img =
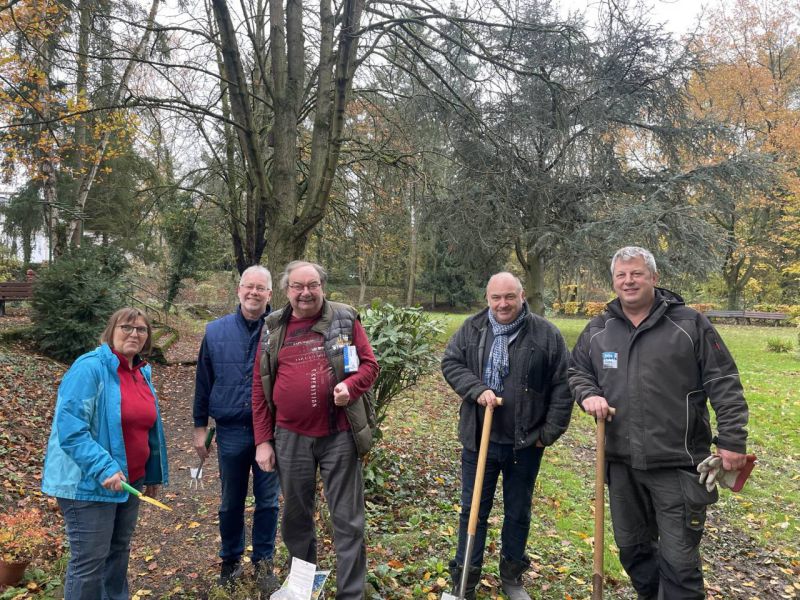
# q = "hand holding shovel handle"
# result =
<box><xmin>458</xmin><ymin>397</ymin><xmax>503</xmax><ymax>600</ymax></box>
<box><xmin>593</xmin><ymin>406</ymin><xmax>615</xmax><ymax>600</ymax></box>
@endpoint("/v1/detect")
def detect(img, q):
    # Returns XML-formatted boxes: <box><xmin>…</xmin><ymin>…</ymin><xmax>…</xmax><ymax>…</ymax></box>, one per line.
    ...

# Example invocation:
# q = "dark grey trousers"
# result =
<box><xmin>274</xmin><ymin>427</ymin><xmax>366</xmax><ymax>600</ymax></box>
<box><xmin>607</xmin><ymin>462</ymin><xmax>718</xmax><ymax>600</ymax></box>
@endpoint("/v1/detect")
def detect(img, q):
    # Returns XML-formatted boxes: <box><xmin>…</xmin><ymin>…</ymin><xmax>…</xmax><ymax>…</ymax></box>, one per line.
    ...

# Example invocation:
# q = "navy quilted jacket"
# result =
<box><xmin>193</xmin><ymin>306</ymin><xmax>269</xmax><ymax>427</ymax></box>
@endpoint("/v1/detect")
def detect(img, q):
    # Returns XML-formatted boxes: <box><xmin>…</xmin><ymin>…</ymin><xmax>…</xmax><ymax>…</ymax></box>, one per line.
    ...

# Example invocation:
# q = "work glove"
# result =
<box><xmin>696</xmin><ymin>454</ymin><xmax>752</xmax><ymax>492</ymax></box>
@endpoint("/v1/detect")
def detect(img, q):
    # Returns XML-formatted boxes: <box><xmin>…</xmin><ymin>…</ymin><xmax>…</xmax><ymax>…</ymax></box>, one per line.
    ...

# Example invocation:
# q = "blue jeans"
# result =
<box><xmin>455</xmin><ymin>443</ymin><xmax>544</xmax><ymax>568</ymax></box>
<box><xmin>216</xmin><ymin>424</ymin><xmax>280</xmax><ymax>563</ymax></box>
<box><xmin>58</xmin><ymin>481</ymin><xmax>142</xmax><ymax>600</ymax></box>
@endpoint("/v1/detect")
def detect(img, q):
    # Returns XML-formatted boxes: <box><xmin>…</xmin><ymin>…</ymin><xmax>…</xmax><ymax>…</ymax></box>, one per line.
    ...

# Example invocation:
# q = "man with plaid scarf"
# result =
<box><xmin>441</xmin><ymin>272</ymin><xmax>573</xmax><ymax>600</ymax></box>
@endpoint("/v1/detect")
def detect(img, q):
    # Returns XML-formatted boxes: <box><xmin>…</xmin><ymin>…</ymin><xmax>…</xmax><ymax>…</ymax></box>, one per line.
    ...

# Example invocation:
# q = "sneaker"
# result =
<box><xmin>219</xmin><ymin>560</ymin><xmax>244</xmax><ymax>588</ymax></box>
<box><xmin>254</xmin><ymin>560</ymin><xmax>281</xmax><ymax>596</ymax></box>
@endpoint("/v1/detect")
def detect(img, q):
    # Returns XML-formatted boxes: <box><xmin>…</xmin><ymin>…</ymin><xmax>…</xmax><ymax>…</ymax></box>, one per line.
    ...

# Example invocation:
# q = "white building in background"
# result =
<box><xmin>0</xmin><ymin>188</ymin><xmax>49</xmax><ymax>264</ymax></box>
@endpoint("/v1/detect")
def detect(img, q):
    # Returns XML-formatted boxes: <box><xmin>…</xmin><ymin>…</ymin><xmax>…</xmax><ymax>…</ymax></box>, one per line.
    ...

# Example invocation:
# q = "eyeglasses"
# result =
<box><xmin>288</xmin><ymin>282</ymin><xmax>321</xmax><ymax>292</ymax></box>
<box><xmin>117</xmin><ymin>324</ymin><xmax>148</xmax><ymax>336</ymax></box>
<box><xmin>240</xmin><ymin>284</ymin><xmax>270</xmax><ymax>293</ymax></box>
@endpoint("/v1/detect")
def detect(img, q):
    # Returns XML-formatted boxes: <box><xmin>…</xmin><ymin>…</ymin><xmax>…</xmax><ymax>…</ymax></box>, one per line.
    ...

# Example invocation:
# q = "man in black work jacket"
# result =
<box><xmin>569</xmin><ymin>246</ymin><xmax>749</xmax><ymax>600</ymax></box>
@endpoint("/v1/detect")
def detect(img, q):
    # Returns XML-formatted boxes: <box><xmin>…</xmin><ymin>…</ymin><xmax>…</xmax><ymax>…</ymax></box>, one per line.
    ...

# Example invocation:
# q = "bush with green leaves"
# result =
<box><xmin>31</xmin><ymin>246</ymin><xmax>129</xmax><ymax>363</ymax></box>
<box><xmin>361</xmin><ymin>302</ymin><xmax>443</xmax><ymax>433</ymax></box>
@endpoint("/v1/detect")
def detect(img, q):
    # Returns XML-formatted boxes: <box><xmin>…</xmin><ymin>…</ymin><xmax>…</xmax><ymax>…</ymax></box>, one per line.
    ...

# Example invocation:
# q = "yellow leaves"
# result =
<box><xmin>187</xmin><ymin>521</ymin><xmax>201</xmax><ymax>529</ymax></box>
<box><xmin>131</xmin><ymin>590</ymin><xmax>152</xmax><ymax>600</ymax></box>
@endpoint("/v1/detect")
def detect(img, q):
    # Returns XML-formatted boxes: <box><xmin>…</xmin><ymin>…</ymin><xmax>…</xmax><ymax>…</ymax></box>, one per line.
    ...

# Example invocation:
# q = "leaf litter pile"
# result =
<box><xmin>0</xmin><ymin>314</ymin><xmax>798</xmax><ymax>599</ymax></box>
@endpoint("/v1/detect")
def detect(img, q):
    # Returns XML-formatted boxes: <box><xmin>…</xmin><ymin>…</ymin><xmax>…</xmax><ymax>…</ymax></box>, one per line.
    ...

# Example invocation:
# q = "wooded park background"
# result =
<box><xmin>1</xmin><ymin>0</ymin><xmax>799</xmax><ymax>314</ymax></box>
<box><xmin>1</xmin><ymin>2</ymin><xmax>799</xmax><ymax>597</ymax></box>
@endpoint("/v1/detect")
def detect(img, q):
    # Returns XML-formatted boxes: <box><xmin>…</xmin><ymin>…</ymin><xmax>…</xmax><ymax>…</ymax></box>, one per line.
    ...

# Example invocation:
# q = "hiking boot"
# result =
<box><xmin>448</xmin><ymin>559</ymin><xmax>481</xmax><ymax>600</ymax></box>
<box><xmin>218</xmin><ymin>560</ymin><xmax>244</xmax><ymax>588</ymax></box>
<box><xmin>500</xmin><ymin>556</ymin><xmax>531</xmax><ymax>600</ymax></box>
<box><xmin>254</xmin><ymin>559</ymin><xmax>281</xmax><ymax>596</ymax></box>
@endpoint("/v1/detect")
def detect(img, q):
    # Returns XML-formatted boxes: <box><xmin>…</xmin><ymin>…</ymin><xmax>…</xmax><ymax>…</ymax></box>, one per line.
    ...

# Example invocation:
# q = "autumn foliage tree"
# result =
<box><xmin>0</xmin><ymin>0</ymin><xmax>160</xmax><ymax>258</ymax></box>
<box><xmin>689</xmin><ymin>0</ymin><xmax>800</xmax><ymax>307</ymax></box>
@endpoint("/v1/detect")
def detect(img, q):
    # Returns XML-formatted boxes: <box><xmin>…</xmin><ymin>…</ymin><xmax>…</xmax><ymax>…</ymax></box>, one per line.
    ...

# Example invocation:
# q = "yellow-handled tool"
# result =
<box><xmin>121</xmin><ymin>481</ymin><xmax>172</xmax><ymax>511</ymax></box>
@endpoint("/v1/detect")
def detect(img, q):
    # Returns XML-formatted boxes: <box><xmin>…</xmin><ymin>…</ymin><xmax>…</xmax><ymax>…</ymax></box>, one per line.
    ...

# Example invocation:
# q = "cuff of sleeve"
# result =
<box><xmin>98</xmin><ymin>463</ymin><xmax>121</xmax><ymax>484</ymax></box>
<box><xmin>468</xmin><ymin>386</ymin><xmax>490</xmax><ymax>404</ymax></box>
<box><xmin>714</xmin><ymin>436</ymin><xmax>747</xmax><ymax>454</ymax></box>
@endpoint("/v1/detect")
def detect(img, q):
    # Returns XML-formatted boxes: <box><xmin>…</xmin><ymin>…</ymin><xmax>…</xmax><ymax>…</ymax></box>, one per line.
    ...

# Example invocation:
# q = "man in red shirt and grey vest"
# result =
<box><xmin>252</xmin><ymin>260</ymin><xmax>379</xmax><ymax>600</ymax></box>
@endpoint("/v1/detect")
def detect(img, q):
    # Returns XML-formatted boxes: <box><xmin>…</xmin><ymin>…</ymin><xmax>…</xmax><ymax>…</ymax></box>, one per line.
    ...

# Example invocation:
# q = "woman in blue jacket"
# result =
<box><xmin>42</xmin><ymin>307</ymin><xmax>169</xmax><ymax>600</ymax></box>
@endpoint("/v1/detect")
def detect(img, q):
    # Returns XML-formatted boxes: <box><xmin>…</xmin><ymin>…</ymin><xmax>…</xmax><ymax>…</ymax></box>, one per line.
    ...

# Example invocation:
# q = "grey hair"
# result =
<box><xmin>486</xmin><ymin>271</ymin><xmax>524</xmax><ymax>294</ymax></box>
<box><xmin>239</xmin><ymin>265</ymin><xmax>272</xmax><ymax>290</ymax></box>
<box><xmin>279</xmin><ymin>260</ymin><xmax>328</xmax><ymax>290</ymax></box>
<box><xmin>610</xmin><ymin>246</ymin><xmax>658</xmax><ymax>275</ymax></box>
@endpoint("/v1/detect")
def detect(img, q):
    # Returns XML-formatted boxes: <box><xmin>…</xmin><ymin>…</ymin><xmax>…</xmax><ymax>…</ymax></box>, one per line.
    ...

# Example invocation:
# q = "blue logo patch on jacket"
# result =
<box><xmin>602</xmin><ymin>351</ymin><xmax>618</xmax><ymax>369</ymax></box>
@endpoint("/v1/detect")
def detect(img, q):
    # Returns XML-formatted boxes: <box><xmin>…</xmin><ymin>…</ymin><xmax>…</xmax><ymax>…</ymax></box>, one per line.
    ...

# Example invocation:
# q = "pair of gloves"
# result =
<box><xmin>696</xmin><ymin>454</ymin><xmax>757</xmax><ymax>492</ymax></box>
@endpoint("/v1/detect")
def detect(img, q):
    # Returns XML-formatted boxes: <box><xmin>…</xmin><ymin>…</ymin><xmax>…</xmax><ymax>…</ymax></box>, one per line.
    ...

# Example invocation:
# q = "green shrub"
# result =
<box><xmin>0</xmin><ymin>245</ymin><xmax>21</xmax><ymax>282</ymax></box>
<box><xmin>361</xmin><ymin>302</ymin><xmax>443</xmax><ymax>433</ymax></box>
<box><xmin>31</xmin><ymin>246</ymin><xmax>129</xmax><ymax>363</ymax></box>
<box><xmin>766</xmin><ymin>337</ymin><xmax>793</xmax><ymax>353</ymax></box>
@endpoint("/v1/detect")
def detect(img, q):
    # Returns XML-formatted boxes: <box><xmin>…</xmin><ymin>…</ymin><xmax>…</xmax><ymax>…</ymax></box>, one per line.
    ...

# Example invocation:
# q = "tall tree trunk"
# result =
<box><xmin>515</xmin><ymin>238</ymin><xmax>546</xmax><ymax>315</ymax></box>
<box><xmin>212</xmin><ymin>0</ymin><xmax>364</xmax><ymax>272</ymax></box>
<box><xmin>68</xmin><ymin>0</ymin><xmax>92</xmax><ymax>247</ymax></box>
<box><xmin>67</xmin><ymin>0</ymin><xmax>161</xmax><ymax>246</ymax></box>
<box><xmin>32</xmin><ymin>0</ymin><xmax>61</xmax><ymax>258</ymax></box>
<box><xmin>405</xmin><ymin>194</ymin><xmax>417</xmax><ymax>306</ymax></box>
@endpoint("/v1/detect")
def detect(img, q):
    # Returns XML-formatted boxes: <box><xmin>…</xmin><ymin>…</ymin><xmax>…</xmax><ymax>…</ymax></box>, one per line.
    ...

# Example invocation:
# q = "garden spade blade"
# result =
<box><xmin>447</xmin><ymin>398</ymin><xmax>502</xmax><ymax>600</ymax></box>
<box><xmin>190</xmin><ymin>426</ymin><xmax>215</xmax><ymax>490</ymax></box>
<box><xmin>121</xmin><ymin>481</ymin><xmax>172</xmax><ymax>511</ymax></box>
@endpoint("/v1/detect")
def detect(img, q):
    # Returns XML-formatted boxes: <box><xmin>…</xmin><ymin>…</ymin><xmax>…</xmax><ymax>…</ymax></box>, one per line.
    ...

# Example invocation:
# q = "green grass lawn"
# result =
<box><xmin>397</xmin><ymin>313</ymin><xmax>799</xmax><ymax>598</ymax></box>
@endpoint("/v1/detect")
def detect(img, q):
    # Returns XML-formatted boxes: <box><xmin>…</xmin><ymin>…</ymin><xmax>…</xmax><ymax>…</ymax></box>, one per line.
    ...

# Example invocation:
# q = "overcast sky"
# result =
<box><xmin>559</xmin><ymin>0</ymin><xmax>708</xmax><ymax>34</ymax></box>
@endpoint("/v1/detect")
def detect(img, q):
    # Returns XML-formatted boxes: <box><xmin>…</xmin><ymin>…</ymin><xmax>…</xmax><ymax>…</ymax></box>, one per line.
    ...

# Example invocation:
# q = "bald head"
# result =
<box><xmin>486</xmin><ymin>272</ymin><xmax>525</xmax><ymax>324</ymax></box>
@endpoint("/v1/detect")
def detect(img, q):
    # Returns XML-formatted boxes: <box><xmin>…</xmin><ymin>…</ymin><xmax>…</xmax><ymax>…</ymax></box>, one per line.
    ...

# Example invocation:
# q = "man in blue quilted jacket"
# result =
<box><xmin>193</xmin><ymin>265</ymin><xmax>280</xmax><ymax>592</ymax></box>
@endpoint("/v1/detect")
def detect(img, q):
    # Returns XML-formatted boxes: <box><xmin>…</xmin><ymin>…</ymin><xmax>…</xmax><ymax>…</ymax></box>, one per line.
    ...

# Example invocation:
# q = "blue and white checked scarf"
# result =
<box><xmin>483</xmin><ymin>303</ymin><xmax>528</xmax><ymax>393</ymax></box>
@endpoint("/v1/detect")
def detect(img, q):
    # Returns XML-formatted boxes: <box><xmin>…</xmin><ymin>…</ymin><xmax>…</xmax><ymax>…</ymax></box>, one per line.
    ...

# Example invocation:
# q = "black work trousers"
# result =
<box><xmin>607</xmin><ymin>462</ymin><xmax>718</xmax><ymax>600</ymax></box>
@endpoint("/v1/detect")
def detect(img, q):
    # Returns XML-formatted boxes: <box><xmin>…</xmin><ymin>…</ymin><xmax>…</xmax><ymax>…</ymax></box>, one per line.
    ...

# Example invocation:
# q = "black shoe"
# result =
<box><xmin>448</xmin><ymin>560</ymin><xmax>481</xmax><ymax>600</ymax></box>
<box><xmin>219</xmin><ymin>560</ymin><xmax>244</xmax><ymax>588</ymax></box>
<box><xmin>254</xmin><ymin>560</ymin><xmax>281</xmax><ymax>596</ymax></box>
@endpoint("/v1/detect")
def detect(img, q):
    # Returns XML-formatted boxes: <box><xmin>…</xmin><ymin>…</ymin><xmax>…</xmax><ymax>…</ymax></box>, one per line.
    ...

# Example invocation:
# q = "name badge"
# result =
<box><xmin>602</xmin><ymin>351</ymin><xmax>618</xmax><ymax>369</ymax></box>
<box><xmin>343</xmin><ymin>345</ymin><xmax>360</xmax><ymax>373</ymax></box>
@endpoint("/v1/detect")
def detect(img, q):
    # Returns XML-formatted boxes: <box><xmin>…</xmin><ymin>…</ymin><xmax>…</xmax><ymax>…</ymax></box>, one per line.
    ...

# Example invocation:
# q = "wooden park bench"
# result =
<box><xmin>704</xmin><ymin>309</ymin><xmax>789</xmax><ymax>325</ymax></box>
<box><xmin>0</xmin><ymin>281</ymin><xmax>34</xmax><ymax>316</ymax></box>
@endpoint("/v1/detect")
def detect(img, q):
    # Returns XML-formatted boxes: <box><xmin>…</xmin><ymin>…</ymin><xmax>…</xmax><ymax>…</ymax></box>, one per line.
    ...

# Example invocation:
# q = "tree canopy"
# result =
<box><xmin>0</xmin><ymin>0</ymin><xmax>797</xmax><ymax>310</ymax></box>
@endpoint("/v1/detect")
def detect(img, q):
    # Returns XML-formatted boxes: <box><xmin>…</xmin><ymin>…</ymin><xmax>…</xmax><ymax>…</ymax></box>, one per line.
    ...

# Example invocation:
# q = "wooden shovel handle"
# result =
<box><xmin>467</xmin><ymin>397</ymin><xmax>503</xmax><ymax>536</ymax></box>
<box><xmin>592</xmin><ymin>406</ymin><xmax>615</xmax><ymax>599</ymax></box>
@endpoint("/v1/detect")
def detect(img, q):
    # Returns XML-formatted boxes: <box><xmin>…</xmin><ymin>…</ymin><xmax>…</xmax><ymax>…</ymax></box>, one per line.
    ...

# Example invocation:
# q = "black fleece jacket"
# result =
<box><xmin>569</xmin><ymin>288</ymin><xmax>748</xmax><ymax>469</ymax></box>
<box><xmin>441</xmin><ymin>306</ymin><xmax>573</xmax><ymax>452</ymax></box>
